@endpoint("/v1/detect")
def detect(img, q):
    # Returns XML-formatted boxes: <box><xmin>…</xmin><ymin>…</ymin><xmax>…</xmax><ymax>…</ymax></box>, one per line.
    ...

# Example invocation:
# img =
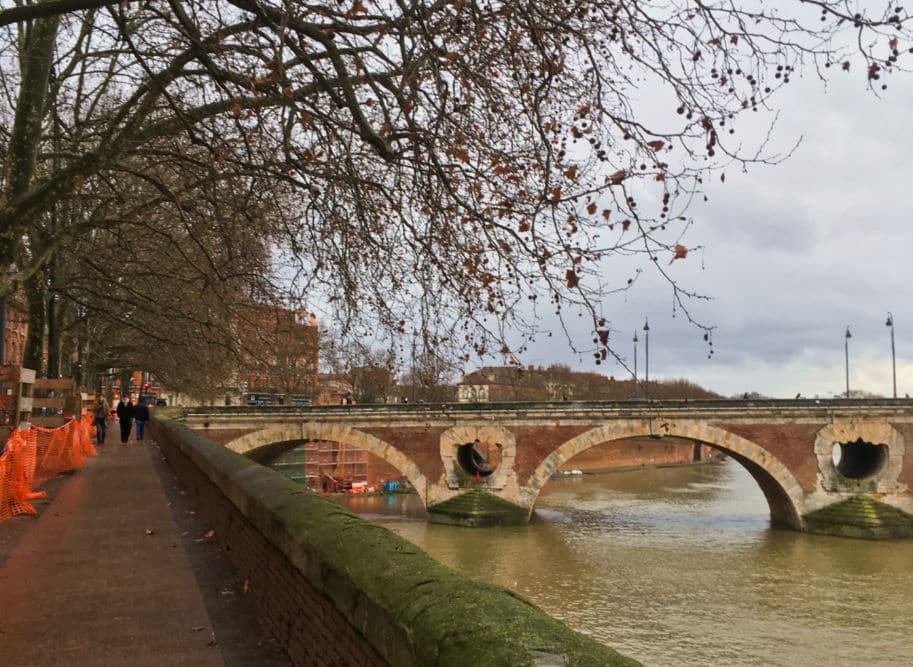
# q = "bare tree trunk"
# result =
<box><xmin>23</xmin><ymin>270</ymin><xmax>46</xmax><ymax>373</ymax></box>
<box><xmin>46</xmin><ymin>258</ymin><xmax>60</xmax><ymax>378</ymax></box>
<box><xmin>0</xmin><ymin>15</ymin><xmax>60</xmax><ymax>277</ymax></box>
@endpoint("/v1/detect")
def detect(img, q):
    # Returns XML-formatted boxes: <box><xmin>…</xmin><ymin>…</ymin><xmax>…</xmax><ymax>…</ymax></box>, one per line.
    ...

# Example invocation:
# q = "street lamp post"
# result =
<box><xmin>845</xmin><ymin>326</ymin><xmax>852</xmax><ymax>399</ymax></box>
<box><xmin>643</xmin><ymin>318</ymin><xmax>650</xmax><ymax>401</ymax></box>
<box><xmin>886</xmin><ymin>313</ymin><xmax>897</xmax><ymax>399</ymax></box>
<box><xmin>632</xmin><ymin>331</ymin><xmax>639</xmax><ymax>398</ymax></box>
<box><xmin>410</xmin><ymin>333</ymin><xmax>417</xmax><ymax>403</ymax></box>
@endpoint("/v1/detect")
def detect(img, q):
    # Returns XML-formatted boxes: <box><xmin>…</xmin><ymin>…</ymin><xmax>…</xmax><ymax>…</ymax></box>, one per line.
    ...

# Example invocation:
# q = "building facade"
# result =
<box><xmin>239</xmin><ymin>306</ymin><xmax>319</xmax><ymax>406</ymax></box>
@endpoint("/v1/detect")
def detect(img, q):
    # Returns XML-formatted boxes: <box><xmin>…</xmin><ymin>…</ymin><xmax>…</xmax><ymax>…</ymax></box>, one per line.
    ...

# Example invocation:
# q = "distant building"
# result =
<box><xmin>457</xmin><ymin>366</ymin><xmax>580</xmax><ymax>402</ymax></box>
<box><xmin>110</xmin><ymin>371</ymin><xmax>162</xmax><ymax>403</ymax></box>
<box><xmin>314</xmin><ymin>374</ymin><xmax>354</xmax><ymax>405</ymax></box>
<box><xmin>457</xmin><ymin>365</ymin><xmax>721</xmax><ymax>402</ymax></box>
<box><xmin>237</xmin><ymin>305</ymin><xmax>319</xmax><ymax>406</ymax></box>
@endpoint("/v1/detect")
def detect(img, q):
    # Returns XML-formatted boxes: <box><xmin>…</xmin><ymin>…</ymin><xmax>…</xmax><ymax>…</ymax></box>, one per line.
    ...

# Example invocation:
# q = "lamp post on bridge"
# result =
<box><xmin>410</xmin><ymin>332</ymin><xmax>417</xmax><ymax>404</ymax></box>
<box><xmin>632</xmin><ymin>330</ymin><xmax>639</xmax><ymax>399</ymax></box>
<box><xmin>845</xmin><ymin>326</ymin><xmax>852</xmax><ymax>399</ymax></box>
<box><xmin>643</xmin><ymin>318</ymin><xmax>650</xmax><ymax>401</ymax></box>
<box><xmin>886</xmin><ymin>313</ymin><xmax>897</xmax><ymax>399</ymax></box>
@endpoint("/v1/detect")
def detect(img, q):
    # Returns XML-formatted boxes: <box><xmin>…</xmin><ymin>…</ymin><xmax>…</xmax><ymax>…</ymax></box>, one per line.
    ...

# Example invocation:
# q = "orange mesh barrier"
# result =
<box><xmin>0</xmin><ymin>416</ymin><xmax>97</xmax><ymax>524</ymax></box>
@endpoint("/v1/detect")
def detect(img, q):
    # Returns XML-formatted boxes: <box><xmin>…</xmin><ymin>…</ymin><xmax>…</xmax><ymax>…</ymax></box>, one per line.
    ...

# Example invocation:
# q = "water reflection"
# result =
<box><xmin>338</xmin><ymin>460</ymin><xmax>913</xmax><ymax>666</ymax></box>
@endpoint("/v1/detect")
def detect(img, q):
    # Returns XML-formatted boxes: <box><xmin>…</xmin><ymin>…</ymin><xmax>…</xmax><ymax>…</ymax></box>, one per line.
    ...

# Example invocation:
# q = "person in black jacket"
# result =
<box><xmin>116</xmin><ymin>396</ymin><xmax>134</xmax><ymax>444</ymax></box>
<box><xmin>133</xmin><ymin>400</ymin><xmax>150</xmax><ymax>441</ymax></box>
<box><xmin>93</xmin><ymin>399</ymin><xmax>108</xmax><ymax>445</ymax></box>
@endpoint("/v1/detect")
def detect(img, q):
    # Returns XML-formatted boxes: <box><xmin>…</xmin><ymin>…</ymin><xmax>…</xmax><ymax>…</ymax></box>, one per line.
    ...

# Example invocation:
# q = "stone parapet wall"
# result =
<box><xmin>150</xmin><ymin>416</ymin><xmax>639</xmax><ymax>667</ymax></box>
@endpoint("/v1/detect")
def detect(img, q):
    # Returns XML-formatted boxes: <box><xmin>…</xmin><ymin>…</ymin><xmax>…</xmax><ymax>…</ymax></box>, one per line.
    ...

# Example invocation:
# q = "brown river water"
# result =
<box><xmin>335</xmin><ymin>460</ymin><xmax>913</xmax><ymax>666</ymax></box>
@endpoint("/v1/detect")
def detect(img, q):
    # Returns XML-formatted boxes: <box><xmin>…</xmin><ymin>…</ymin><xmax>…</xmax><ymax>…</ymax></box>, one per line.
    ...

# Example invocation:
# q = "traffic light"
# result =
<box><xmin>143</xmin><ymin>382</ymin><xmax>149</xmax><ymax>390</ymax></box>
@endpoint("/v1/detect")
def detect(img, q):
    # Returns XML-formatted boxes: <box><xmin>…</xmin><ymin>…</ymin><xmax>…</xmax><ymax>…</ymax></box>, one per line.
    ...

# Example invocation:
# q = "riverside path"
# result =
<box><xmin>0</xmin><ymin>427</ymin><xmax>290</xmax><ymax>666</ymax></box>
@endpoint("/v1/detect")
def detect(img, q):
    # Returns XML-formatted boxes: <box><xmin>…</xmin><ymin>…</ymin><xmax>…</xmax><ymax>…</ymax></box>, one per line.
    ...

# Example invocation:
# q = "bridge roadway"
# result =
<box><xmin>183</xmin><ymin>398</ymin><xmax>913</xmax><ymax>538</ymax></box>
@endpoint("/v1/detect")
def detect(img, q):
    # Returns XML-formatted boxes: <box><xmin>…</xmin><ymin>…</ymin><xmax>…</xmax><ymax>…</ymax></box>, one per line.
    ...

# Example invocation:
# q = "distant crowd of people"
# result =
<box><xmin>93</xmin><ymin>396</ymin><xmax>151</xmax><ymax>445</ymax></box>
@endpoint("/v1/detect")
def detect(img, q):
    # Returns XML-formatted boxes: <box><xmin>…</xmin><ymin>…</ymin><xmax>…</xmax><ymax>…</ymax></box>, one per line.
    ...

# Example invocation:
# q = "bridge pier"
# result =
<box><xmin>792</xmin><ymin>419</ymin><xmax>913</xmax><ymax>539</ymax></box>
<box><xmin>426</xmin><ymin>490</ymin><xmax>530</xmax><ymax>527</ymax></box>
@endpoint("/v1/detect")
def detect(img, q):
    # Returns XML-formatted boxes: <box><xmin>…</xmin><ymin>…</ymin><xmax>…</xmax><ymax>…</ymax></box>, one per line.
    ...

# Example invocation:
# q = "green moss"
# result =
<box><xmin>427</xmin><ymin>490</ymin><xmax>530</xmax><ymax>527</ymax></box>
<box><xmin>151</xmin><ymin>416</ymin><xmax>639</xmax><ymax>666</ymax></box>
<box><xmin>803</xmin><ymin>495</ymin><xmax>913</xmax><ymax>540</ymax></box>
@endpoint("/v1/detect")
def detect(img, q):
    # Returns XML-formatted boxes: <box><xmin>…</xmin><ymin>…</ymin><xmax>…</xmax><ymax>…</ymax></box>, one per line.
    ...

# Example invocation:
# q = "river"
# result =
<box><xmin>337</xmin><ymin>460</ymin><xmax>913</xmax><ymax>666</ymax></box>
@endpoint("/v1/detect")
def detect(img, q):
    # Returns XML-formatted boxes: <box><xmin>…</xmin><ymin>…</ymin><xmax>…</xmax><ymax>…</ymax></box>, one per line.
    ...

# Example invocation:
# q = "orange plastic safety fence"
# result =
<box><xmin>0</xmin><ymin>416</ymin><xmax>97</xmax><ymax>524</ymax></box>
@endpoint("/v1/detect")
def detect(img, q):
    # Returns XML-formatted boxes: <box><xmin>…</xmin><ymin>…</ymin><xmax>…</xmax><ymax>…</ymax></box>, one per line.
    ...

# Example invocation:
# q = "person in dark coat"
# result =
<box><xmin>93</xmin><ymin>399</ymin><xmax>108</xmax><ymax>445</ymax></box>
<box><xmin>133</xmin><ymin>400</ymin><xmax>150</xmax><ymax>441</ymax></box>
<box><xmin>116</xmin><ymin>396</ymin><xmax>134</xmax><ymax>444</ymax></box>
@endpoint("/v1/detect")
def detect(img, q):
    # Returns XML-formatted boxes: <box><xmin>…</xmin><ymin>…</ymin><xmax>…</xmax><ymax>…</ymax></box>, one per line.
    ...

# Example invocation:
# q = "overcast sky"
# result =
<box><xmin>520</xmin><ymin>69</ymin><xmax>913</xmax><ymax>399</ymax></box>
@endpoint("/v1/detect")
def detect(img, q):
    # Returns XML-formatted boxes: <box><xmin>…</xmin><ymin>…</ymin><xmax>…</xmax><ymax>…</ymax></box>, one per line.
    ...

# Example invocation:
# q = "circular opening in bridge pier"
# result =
<box><xmin>831</xmin><ymin>439</ymin><xmax>888</xmax><ymax>479</ymax></box>
<box><xmin>457</xmin><ymin>440</ymin><xmax>500</xmax><ymax>478</ymax></box>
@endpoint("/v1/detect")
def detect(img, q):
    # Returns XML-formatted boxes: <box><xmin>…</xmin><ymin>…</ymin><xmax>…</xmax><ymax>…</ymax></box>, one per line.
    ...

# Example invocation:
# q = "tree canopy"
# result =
<box><xmin>0</xmin><ymin>0</ymin><xmax>910</xmax><ymax>387</ymax></box>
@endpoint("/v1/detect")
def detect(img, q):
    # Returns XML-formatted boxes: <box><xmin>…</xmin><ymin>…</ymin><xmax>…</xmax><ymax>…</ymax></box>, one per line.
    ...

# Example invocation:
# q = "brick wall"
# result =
<box><xmin>157</xmin><ymin>429</ymin><xmax>385</xmax><ymax>666</ymax></box>
<box><xmin>561</xmin><ymin>438</ymin><xmax>698</xmax><ymax>471</ymax></box>
<box><xmin>719</xmin><ymin>422</ymin><xmax>826</xmax><ymax>492</ymax></box>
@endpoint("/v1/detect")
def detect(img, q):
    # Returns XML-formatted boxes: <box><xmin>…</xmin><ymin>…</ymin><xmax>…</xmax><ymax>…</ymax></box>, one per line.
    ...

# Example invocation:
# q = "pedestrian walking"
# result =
<box><xmin>93</xmin><ymin>399</ymin><xmax>108</xmax><ymax>445</ymax></box>
<box><xmin>116</xmin><ymin>395</ymin><xmax>134</xmax><ymax>444</ymax></box>
<box><xmin>133</xmin><ymin>399</ymin><xmax>150</xmax><ymax>441</ymax></box>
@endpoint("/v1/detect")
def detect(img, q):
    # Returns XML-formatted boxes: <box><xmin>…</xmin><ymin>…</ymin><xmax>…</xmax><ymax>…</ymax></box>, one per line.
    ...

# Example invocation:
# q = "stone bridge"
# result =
<box><xmin>180</xmin><ymin>399</ymin><xmax>913</xmax><ymax>539</ymax></box>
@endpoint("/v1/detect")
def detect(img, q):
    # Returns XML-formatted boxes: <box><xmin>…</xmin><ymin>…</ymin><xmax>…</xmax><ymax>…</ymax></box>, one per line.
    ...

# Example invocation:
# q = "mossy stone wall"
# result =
<box><xmin>150</xmin><ymin>416</ymin><xmax>639</xmax><ymax>666</ymax></box>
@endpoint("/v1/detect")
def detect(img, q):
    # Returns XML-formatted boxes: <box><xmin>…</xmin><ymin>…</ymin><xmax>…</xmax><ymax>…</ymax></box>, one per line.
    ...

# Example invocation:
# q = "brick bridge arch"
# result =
<box><xmin>224</xmin><ymin>423</ymin><xmax>431</xmax><ymax>506</ymax></box>
<box><xmin>522</xmin><ymin>420</ymin><xmax>806</xmax><ymax>530</ymax></box>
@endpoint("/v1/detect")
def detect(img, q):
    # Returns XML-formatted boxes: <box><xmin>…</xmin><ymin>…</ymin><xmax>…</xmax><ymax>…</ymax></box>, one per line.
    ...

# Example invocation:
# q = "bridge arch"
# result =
<box><xmin>224</xmin><ymin>423</ymin><xmax>432</xmax><ymax>506</ymax></box>
<box><xmin>522</xmin><ymin>420</ymin><xmax>806</xmax><ymax>530</ymax></box>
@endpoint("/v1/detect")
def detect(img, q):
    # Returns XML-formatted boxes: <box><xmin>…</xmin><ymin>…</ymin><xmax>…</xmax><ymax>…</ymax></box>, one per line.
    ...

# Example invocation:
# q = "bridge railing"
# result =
<box><xmin>181</xmin><ymin>397</ymin><xmax>913</xmax><ymax>420</ymax></box>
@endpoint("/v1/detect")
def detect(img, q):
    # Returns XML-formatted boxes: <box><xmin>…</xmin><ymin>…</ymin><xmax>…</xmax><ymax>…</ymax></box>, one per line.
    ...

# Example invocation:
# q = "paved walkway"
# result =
<box><xmin>0</xmin><ymin>426</ymin><xmax>288</xmax><ymax>666</ymax></box>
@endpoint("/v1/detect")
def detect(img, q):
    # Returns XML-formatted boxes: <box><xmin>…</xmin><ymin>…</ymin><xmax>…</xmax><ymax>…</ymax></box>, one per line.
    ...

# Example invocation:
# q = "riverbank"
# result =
<box><xmin>558</xmin><ymin>438</ymin><xmax>720</xmax><ymax>474</ymax></box>
<box><xmin>555</xmin><ymin>456</ymin><xmax>724</xmax><ymax>479</ymax></box>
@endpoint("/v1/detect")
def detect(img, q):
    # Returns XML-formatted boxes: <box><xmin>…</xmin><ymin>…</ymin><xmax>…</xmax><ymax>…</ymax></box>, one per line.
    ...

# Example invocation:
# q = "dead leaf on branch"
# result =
<box><xmin>565</xmin><ymin>269</ymin><xmax>579</xmax><ymax>288</ymax></box>
<box><xmin>669</xmin><ymin>244</ymin><xmax>688</xmax><ymax>264</ymax></box>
